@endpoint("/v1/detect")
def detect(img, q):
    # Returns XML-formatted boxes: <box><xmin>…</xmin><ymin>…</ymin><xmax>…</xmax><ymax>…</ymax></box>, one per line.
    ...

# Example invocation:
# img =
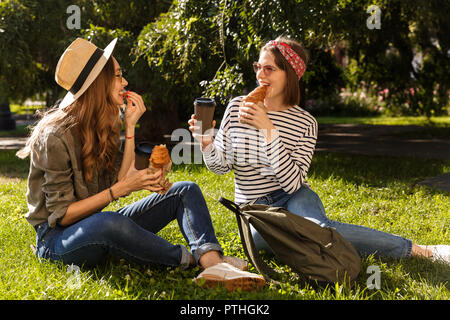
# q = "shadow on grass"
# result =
<box><xmin>0</xmin><ymin>149</ymin><xmax>29</xmax><ymax>179</ymax></box>
<box><xmin>400</xmin><ymin>257</ymin><xmax>450</xmax><ymax>290</ymax></box>
<box><xmin>360</xmin><ymin>256</ymin><xmax>450</xmax><ymax>293</ymax></box>
<box><xmin>2</xmin><ymin>148</ymin><xmax>448</xmax><ymax>192</ymax></box>
<box><xmin>257</xmin><ymin>251</ymin><xmax>449</xmax><ymax>297</ymax></box>
<box><xmin>0</xmin><ymin>149</ymin><xmax>207</xmax><ymax>181</ymax></box>
<box><xmin>309</xmin><ymin>152</ymin><xmax>449</xmax><ymax>193</ymax></box>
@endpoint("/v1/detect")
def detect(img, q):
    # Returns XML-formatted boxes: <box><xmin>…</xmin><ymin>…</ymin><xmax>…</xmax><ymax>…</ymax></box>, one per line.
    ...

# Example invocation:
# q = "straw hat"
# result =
<box><xmin>55</xmin><ymin>37</ymin><xmax>117</xmax><ymax>109</ymax></box>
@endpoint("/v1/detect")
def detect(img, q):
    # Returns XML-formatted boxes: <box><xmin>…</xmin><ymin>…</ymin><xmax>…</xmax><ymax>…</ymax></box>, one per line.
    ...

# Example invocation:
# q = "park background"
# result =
<box><xmin>0</xmin><ymin>0</ymin><xmax>449</xmax><ymax>301</ymax></box>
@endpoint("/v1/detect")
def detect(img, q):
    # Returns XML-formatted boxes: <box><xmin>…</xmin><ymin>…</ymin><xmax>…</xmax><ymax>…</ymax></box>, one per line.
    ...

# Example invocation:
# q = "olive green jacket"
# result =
<box><xmin>25</xmin><ymin>126</ymin><xmax>123</xmax><ymax>228</ymax></box>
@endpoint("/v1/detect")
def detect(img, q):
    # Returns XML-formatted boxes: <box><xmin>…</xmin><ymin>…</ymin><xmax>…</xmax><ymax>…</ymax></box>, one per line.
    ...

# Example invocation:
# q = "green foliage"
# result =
<box><xmin>340</xmin><ymin>0</ymin><xmax>449</xmax><ymax>117</ymax></box>
<box><xmin>200</xmin><ymin>64</ymin><xmax>245</xmax><ymax>105</ymax></box>
<box><xmin>134</xmin><ymin>0</ymin><xmax>226</xmax><ymax>119</ymax></box>
<box><xmin>79</xmin><ymin>0</ymin><xmax>172</xmax><ymax>36</ymax></box>
<box><xmin>132</xmin><ymin>0</ymin><xmax>348</xmax><ymax>122</ymax></box>
<box><xmin>0</xmin><ymin>0</ymin><xmax>449</xmax><ymax>128</ymax></box>
<box><xmin>77</xmin><ymin>0</ymin><xmax>172</xmax><ymax>97</ymax></box>
<box><xmin>0</xmin><ymin>0</ymin><xmax>170</xmax><ymax>105</ymax></box>
<box><xmin>0</xmin><ymin>0</ymin><xmax>76</xmax><ymax>102</ymax></box>
<box><xmin>132</xmin><ymin>0</ymin><xmax>449</xmax><ymax>122</ymax></box>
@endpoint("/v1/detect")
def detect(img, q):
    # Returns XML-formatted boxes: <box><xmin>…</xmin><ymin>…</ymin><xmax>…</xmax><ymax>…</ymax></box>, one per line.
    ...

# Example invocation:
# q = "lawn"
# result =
<box><xmin>0</xmin><ymin>149</ymin><xmax>449</xmax><ymax>300</ymax></box>
<box><xmin>316</xmin><ymin>115</ymin><xmax>450</xmax><ymax>126</ymax></box>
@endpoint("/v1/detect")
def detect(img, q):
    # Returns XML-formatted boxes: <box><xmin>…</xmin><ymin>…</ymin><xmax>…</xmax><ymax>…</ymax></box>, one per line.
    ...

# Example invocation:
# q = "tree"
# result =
<box><xmin>1</xmin><ymin>0</ymin><xmax>447</xmax><ymax>140</ymax></box>
<box><xmin>133</xmin><ymin>0</ymin><xmax>449</xmax><ymax>135</ymax></box>
<box><xmin>0</xmin><ymin>0</ymin><xmax>75</xmax><ymax>105</ymax></box>
<box><xmin>0</xmin><ymin>0</ymin><xmax>171</xmax><ymax>107</ymax></box>
<box><xmin>133</xmin><ymin>0</ymin><xmax>349</xmax><ymax>141</ymax></box>
<box><xmin>333</xmin><ymin>0</ymin><xmax>449</xmax><ymax>116</ymax></box>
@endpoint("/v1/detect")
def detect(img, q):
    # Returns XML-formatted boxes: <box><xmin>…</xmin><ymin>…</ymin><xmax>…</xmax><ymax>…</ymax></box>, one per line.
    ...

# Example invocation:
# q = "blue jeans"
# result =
<box><xmin>250</xmin><ymin>186</ymin><xmax>413</xmax><ymax>259</ymax></box>
<box><xmin>34</xmin><ymin>181</ymin><xmax>222</xmax><ymax>268</ymax></box>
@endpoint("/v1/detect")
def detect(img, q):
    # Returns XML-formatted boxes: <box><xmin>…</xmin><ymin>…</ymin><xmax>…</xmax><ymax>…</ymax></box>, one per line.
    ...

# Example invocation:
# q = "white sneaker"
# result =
<box><xmin>223</xmin><ymin>256</ymin><xmax>248</xmax><ymax>271</ymax></box>
<box><xmin>428</xmin><ymin>245</ymin><xmax>450</xmax><ymax>264</ymax></box>
<box><xmin>194</xmin><ymin>262</ymin><xmax>266</xmax><ymax>292</ymax></box>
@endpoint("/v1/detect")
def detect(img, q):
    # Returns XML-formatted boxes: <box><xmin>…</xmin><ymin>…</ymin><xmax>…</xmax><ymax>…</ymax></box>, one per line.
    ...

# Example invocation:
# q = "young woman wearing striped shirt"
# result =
<box><xmin>189</xmin><ymin>37</ymin><xmax>449</xmax><ymax>263</ymax></box>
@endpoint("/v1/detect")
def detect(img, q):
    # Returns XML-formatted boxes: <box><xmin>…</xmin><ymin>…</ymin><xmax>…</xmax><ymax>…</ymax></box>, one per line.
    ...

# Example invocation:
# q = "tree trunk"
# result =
<box><xmin>135</xmin><ymin>99</ymin><xmax>181</xmax><ymax>144</ymax></box>
<box><xmin>0</xmin><ymin>96</ymin><xmax>16</xmax><ymax>131</ymax></box>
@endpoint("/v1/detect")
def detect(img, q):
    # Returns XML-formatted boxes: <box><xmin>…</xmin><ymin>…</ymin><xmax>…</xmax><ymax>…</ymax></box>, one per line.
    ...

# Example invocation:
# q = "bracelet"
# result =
<box><xmin>108</xmin><ymin>188</ymin><xmax>117</xmax><ymax>201</ymax></box>
<box><xmin>126</xmin><ymin>135</ymin><xmax>135</xmax><ymax>139</ymax></box>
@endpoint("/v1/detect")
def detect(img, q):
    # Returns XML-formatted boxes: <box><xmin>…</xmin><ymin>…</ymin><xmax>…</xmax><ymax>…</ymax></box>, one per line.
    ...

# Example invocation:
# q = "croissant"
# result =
<box><xmin>243</xmin><ymin>85</ymin><xmax>267</xmax><ymax>105</ymax></box>
<box><xmin>149</xmin><ymin>144</ymin><xmax>173</xmax><ymax>194</ymax></box>
<box><xmin>239</xmin><ymin>86</ymin><xmax>267</xmax><ymax>124</ymax></box>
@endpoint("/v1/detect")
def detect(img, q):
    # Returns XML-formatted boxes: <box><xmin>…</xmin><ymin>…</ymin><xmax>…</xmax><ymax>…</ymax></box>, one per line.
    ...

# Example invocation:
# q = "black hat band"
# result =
<box><xmin>69</xmin><ymin>48</ymin><xmax>104</xmax><ymax>95</ymax></box>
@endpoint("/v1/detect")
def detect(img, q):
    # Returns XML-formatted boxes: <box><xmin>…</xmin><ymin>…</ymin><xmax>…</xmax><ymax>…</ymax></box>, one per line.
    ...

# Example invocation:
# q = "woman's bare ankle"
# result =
<box><xmin>199</xmin><ymin>251</ymin><xmax>223</xmax><ymax>268</ymax></box>
<box><xmin>189</xmin><ymin>254</ymin><xmax>196</xmax><ymax>266</ymax></box>
<box><xmin>411</xmin><ymin>244</ymin><xmax>433</xmax><ymax>258</ymax></box>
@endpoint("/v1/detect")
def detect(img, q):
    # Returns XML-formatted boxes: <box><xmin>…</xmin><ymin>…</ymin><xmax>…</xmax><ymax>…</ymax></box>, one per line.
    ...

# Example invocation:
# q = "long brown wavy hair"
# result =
<box><xmin>17</xmin><ymin>57</ymin><xmax>122</xmax><ymax>183</ymax></box>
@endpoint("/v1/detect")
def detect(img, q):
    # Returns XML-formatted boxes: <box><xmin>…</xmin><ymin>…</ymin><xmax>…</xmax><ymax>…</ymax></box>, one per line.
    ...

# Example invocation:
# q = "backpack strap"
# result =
<box><xmin>218</xmin><ymin>197</ymin><xmax>282</xmax><ymax>283</ymax></box>
<box><xmin>218</xmin><ymin>197</ymin><xmax>241</xmax><ymax>215</ymax></box>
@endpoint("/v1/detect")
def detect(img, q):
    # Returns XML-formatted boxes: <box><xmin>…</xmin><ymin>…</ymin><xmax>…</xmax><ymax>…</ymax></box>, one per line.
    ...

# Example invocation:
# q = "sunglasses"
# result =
<box><xmin>253</xmin><ymin>62</ymin><xmax>278</xmax><ymax>76</ymax></box>
<box><xmin>115</xmin><ymin>69</ymin><xmax>126</xmax><ymax>82</ymax></box>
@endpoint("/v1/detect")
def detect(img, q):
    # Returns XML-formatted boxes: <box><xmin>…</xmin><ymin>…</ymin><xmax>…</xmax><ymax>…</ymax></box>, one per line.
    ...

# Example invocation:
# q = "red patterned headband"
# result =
<box><xmin>267</xmin><ymin>40</ymin><xmax>306</xmax><ymax>79</ymax></box>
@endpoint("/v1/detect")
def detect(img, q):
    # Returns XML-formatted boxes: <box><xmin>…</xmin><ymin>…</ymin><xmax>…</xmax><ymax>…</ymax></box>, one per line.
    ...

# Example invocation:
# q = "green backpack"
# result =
<box><xmin>219</xmin><ymin>197</ymin><xmax>361</xmax><ymax>287</ymax></box>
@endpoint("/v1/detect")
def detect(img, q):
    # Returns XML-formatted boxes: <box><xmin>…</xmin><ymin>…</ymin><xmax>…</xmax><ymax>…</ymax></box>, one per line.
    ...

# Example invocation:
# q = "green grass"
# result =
<box><xmin>0</xmin><ymin>149</ymin><xmax>449</xmax><ymax>300</ymax></box>
<box><xmin>9</xmin><ymin>104</ymin><xmax>45</xmax><ymax>115</ymax></box>
<box><xmin>316</xmin><ymin>116</ymin><xmax>450</xmax><ymax>127</ymax></box>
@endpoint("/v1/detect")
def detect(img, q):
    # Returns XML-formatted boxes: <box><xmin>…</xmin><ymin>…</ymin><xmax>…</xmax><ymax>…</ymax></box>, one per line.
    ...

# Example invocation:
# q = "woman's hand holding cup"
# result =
<box><xmin>188</xmin><ymin>114</ymin><xmax>216</xmax><ymax>150</ymax></box>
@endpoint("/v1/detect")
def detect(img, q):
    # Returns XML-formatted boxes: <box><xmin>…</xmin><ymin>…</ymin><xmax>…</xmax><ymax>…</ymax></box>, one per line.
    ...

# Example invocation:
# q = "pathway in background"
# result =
<box><xmin>315</xmin><ymin>123</ymin><xmax>450</xmax><ymax>192</ymax></box>
<box><xmin>316</xmin><ymin>124</ymin><xmax>450</xmax><ymax>160</ymax></box>
<box><xmin>1</xmin><ymin>120</ymin><xmax>449</xmax><ymax>192</ymax></box>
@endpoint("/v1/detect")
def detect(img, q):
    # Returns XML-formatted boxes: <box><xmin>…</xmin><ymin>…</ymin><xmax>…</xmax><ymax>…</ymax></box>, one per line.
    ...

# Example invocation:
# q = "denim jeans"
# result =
<box><xmin>250</xmin><ymin>186</ymin><xmax>412</xmax><ymax>259</ymax></box>
<box><xmin>34</xmin><ymin>181</ymin><xmax>222</xmax><ymax>268</ymax></box>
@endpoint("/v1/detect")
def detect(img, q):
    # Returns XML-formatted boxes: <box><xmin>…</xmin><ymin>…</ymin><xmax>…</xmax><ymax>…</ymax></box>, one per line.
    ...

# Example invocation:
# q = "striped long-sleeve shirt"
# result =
<box><xmin>202</xmin><ymin>96</ymin><xmax>318</xmax><ymax>204</ymax></box>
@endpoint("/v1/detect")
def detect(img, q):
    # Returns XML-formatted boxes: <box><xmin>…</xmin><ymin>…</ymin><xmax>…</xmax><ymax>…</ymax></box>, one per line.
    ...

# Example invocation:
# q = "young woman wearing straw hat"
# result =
<box><xmin>17</xmin><ymin>38</ymin><xmax>266</xmax><ymax>291</ymax></box>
